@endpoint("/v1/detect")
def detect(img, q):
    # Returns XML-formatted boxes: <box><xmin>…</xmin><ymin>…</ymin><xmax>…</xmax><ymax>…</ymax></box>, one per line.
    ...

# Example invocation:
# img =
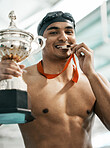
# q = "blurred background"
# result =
<box><xmin>0</xmin><ymin>0</ymin><xmax>110</xmax><ymax>147</ymax></box>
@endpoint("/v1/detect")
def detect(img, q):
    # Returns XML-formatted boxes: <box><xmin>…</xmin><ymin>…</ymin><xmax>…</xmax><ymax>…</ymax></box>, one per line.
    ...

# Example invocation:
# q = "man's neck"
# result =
<box><xmin>42</xmin><ymin>56</ymin><xmax>73</xmax><ymax>83</ymax></box>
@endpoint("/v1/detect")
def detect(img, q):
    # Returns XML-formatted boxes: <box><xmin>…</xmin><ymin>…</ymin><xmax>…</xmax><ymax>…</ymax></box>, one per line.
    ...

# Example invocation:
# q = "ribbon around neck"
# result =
<box><xmin>37</xmin><ymin>54</ymin><xmax>79</xmax><ymax>83</ymax></box>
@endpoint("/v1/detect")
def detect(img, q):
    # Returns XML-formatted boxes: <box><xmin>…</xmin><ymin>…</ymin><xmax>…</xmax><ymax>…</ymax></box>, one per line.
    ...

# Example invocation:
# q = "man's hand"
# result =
<box><xmin>0</xmin><ymin>60</ymin><xmax>25</xmax><ymax>81</ymax></box>
<box><xmin>72</xmin><ymin>43</ymin><xmax>95</xmax><ymax>77</ymax></box>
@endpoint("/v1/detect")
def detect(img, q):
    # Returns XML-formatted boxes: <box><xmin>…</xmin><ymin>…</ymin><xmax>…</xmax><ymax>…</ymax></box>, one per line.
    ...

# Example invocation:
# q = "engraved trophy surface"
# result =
<box><xmin>0</xmin><ymin>11</ymin><xmax>46</xmax><ymax>124</ymax></box>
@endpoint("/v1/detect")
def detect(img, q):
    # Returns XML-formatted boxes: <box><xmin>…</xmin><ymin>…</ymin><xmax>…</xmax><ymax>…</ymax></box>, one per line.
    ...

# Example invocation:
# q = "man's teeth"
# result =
<box><xmin>56</xmin><ymin>45</ymin><xmax>70</xmax><ymax>49</ymax></box>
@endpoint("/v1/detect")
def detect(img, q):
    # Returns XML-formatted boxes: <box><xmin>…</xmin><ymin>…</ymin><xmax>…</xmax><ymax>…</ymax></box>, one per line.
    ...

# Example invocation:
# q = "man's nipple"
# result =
<box><xmin>42</xmin><ymin>108</ymin><xmax>49</xmax><ymax>114</ymax></box>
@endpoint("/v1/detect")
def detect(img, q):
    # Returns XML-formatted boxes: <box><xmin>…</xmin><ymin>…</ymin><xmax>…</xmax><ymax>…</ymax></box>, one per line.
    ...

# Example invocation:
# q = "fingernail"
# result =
<box><xmin>17</xmin><ymin>72</ymin><xmax>22</xmax><ymax>77</ymax></box>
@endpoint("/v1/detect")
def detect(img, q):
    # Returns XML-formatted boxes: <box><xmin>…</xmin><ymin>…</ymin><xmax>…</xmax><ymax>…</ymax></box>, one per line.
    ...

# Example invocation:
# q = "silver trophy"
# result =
<box><xmin>0</xmin><ymin>11</ymin><xmax>46</xmax><ymax>124</ymax></box>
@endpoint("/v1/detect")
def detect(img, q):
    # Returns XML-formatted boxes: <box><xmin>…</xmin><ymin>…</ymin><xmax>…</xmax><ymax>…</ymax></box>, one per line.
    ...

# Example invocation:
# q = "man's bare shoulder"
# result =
<box><xmin>78</xmin><ymin>70</ymin><xmax>89</xmax><ymax>83</ymax></box>
<box><xmin>22</xmin><ymin>64</ymin><xmax>42</xmax><ymax>84</ymax></box>
<box><xmin>25</xmin><ymin>64</ymin><xmax>38</xmax><ymax>75</ymax></box>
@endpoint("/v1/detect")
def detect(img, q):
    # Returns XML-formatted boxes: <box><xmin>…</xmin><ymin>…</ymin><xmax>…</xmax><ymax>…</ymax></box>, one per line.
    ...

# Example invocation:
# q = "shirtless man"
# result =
<box><xmin>0</xmin><ymin>11</ymin><xmax>110</xmax><ymax>148</ymax></box>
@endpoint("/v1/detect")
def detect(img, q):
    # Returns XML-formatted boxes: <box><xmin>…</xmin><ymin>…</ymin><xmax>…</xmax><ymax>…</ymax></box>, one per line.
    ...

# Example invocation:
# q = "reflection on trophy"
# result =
<box><xmin>0</xmin><ymin>11</ymin><xmax>46</xmax><ymax>124</ymax></box>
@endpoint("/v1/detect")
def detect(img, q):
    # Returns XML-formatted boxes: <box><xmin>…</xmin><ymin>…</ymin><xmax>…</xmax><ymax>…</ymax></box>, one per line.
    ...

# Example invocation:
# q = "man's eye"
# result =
<box><xmin>66</xmin><ymin>31</ymin><xmax>73</xmax><ymax>34</ymax></box>
<box><xmin>49</xmin><ymin>32</ymin><xmax>58</xmax><ymax>35</ymax></box>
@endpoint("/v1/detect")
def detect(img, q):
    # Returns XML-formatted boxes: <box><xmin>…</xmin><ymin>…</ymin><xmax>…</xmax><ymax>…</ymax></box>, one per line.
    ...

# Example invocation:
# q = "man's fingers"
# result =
<box><xmin>1</xmin><ymin>60</ymin><xmax>17</xmax><ymax>65</ymax></box>
<box><xmin>0</xmin><ymin>60</ymin><xmax>25</xmax><ymax>80</ymax></box>
<box><xmin>2</xmin><ymin>68</ymin><xmax>22</xmax><ymax>76</ymax></box>
<box><xmin>0</xmin><ymin>73</ymin><xmax>13</xmax><ymax>81</ymax></box>
<box><xmin>0</xmin><ymin>64</ymin><xmax>23</xmax><ymax>74</ymax></box>
<box><xmin>75</xmin><ymin>43</ymin><xmax>90</xmax><ymax>51</ymax></box>
<box><xmin>76</xmin><ymin>47</ymin><xmax>87</xmax><ymax>56</ymax></box>
<box><xmin>72</xmin><ymin>43</ymin><xmax>93</xmax><ymax>56</ymax></box>
<box><xmin>71</xmin><ymin>44</ymin><xmax>78</xmax><ymax>53</ymax></box>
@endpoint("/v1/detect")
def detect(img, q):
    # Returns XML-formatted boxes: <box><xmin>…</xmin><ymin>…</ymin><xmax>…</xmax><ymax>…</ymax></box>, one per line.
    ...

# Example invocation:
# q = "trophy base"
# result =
<box><xmin>0</xmin><ymin>112</ymin><xmax>34</xmax><ymax>124</ymax></box>
<box><xmin>0</xmin><ymin>89</ymin><xmax>35</xmax><ymax>124</ymax></box>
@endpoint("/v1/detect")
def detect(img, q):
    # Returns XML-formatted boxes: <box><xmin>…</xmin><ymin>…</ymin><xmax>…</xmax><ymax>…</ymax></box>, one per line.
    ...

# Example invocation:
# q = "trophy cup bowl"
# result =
<box><xmin>0</xmin><ymin>11</ymin><xmax>46</xmax><ymax>124</ymax></box>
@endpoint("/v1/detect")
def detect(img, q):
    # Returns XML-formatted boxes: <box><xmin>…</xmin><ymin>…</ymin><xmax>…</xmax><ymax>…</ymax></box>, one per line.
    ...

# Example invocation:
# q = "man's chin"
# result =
<box><xmin>57</xmin><ymin>54</ymin><xmax>71</xmax><ymax>60</ymax></box>
<box><xmin>63</xmin><ymin>52</ymin><xmax>72</xmax><ymax>58</ymax></box>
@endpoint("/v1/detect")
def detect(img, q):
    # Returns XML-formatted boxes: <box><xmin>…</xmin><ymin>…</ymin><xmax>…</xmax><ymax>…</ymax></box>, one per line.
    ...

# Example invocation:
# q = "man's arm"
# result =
<box><xmin>72</xmin><ymin>42</ymin><xmax>110</xmax><ymax>130</ymax></box>
<box><xmin>87</xmin><ymin>72</ymin><xmax>110</xmax><ymax>130</ymax></box>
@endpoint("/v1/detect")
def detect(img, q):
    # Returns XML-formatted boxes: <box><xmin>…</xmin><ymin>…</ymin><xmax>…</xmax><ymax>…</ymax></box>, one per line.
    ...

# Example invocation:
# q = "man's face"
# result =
<box><xmin>43</xmin><ymin>22</ymin><xmax>76</xmax><ymax>60</ymax></box>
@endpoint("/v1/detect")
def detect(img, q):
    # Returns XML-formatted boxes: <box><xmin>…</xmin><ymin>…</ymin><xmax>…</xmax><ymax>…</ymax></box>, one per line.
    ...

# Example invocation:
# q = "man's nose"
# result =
<box><xmin>58</xmin><ymin>32</ymin><xmax>68</xmax><ymax>42</ymax></box>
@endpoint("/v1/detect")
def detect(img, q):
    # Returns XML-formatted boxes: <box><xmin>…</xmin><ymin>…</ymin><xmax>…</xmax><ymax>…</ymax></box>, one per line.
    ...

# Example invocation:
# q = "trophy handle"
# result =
<box><xmin>22</xmin><ymin>36</ymin><xmax>46</xmax><ymax>62</ymax></box>
<box><xmin>34</xmin><ymin>36</ymin><xmax>46</xmax><ymax>51</ymax></box>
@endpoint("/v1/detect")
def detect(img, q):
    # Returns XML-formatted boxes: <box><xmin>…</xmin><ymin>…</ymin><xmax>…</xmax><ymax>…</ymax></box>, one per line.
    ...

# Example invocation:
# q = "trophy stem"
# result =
<box><xmin>0</xmin><ymin>76</ymin><xmax>27</xmax><ymax>90</ymax></box>
<box><xmin>0</xmin><ymin>79</ymin><xmax>9</xmax><ymax>90</ymax></box>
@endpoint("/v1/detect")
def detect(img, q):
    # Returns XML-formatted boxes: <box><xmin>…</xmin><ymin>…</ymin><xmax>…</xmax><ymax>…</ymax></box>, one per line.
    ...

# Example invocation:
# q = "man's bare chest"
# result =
<box><xmin>27</xmin><ymin>79</ymin><xmax>96</xmax><ymax>121</ymax></box>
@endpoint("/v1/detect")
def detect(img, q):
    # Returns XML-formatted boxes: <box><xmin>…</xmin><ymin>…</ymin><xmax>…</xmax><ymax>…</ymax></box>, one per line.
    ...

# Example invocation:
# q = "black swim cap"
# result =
<box><xmin>37</xmin><ymin>11</ymin><xmax>75</xmax><ymax>36</ymax></box>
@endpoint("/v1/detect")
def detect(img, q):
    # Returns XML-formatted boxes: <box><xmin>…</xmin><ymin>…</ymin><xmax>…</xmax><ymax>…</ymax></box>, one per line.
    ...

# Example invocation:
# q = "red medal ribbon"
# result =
<box><xmin>37</xmin><ymin>54</ymin><xmax>79</xmax><ymax>83</ymax></box>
